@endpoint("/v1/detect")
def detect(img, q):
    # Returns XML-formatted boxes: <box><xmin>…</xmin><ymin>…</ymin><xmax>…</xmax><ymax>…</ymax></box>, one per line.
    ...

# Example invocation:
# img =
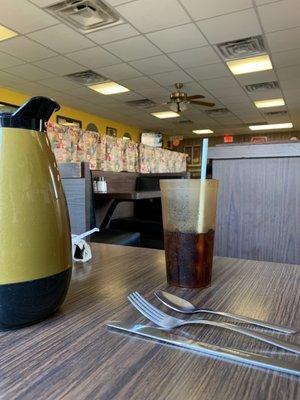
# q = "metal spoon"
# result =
<box><xmin>154</xmin><ymin>291</ymin><xmax>297</xmax><ymax>335</ymax></box>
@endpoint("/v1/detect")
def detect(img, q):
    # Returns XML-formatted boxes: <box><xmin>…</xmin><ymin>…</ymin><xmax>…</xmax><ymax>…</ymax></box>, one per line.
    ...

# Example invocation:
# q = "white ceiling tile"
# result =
<box><xmin>110</xmin><ymin>91</ymin><xmax>144</xmax><ymax>102</ymax></box>
<box><xmin>150</xmin><ymin>70</ymin><xmax>193</xmax><ymax>86</ymax></box>
<box><xmin>168</xmin><ymin>46</ymin><xmax>220</xmax><ymax>68</ymax></box>
<box><xmin>38</xmin><ymin>77</ymin><xmax>81</xmax><ymax>91</ymax></box>
<box><xmin>95</xmin><ymin>63</ymin><xmax>142</xmax><ymax>81</ymax></box>
<box><xmin>280</xmin><ymin>79</ymin><xmax>300</xmax><ymax>90</ymax></box>
<box><xmin>104</xmin><ymin>0</ymin><xmax>133</xmax><ymax>6</ymax></box>
<box><xmin>51</xmin><ymin>92</ymin><xmax>79</xmax><ymax>104</ymax></box>
<box><xmin>66</xmin><ymin>47</ymin><xmax>120</xmax><ymax>68</ymax></box>
<box><xmin>228</xmin><ymin>103</ymin><xmax>258</xmax><ymax>112</ymax></box>
<box><xmin>201</xmin><ymin>77</ymin><xmax>239</xmax><ymax>90</ymax></box>
<box><xmin>5</xmin><ymin>81</ymin><xmax>55</xmax><ymax>96</ymax></box>
<box><xmin>0</xmin><ymin>36</ymin><xmax>57</xmax><ymax>62</ymax></box>
<box><xmin>28</xmin><ymin>25</ymin><xmax>95</xmax><ymax>53</ymax></box>
<box><xmin>0</xmin><ymin>71</ymin><xmax>28</xmax><ymax>86</ymax></box>
<box><xmin>271</xmin><ymin>48</ymin><xmax>300</xmax><ymax>68</ymax></box>
<box><xmin>4</xmin><ymin>64</ymin><xmax>54</xmax><ymax>80</ymax></box>
<box><xmin>235</xmin><ymin>70</ymin><xmax>277</xmax><ymax>85</ymax></box>
<box><xmin>254</xmin><ymin>0</ymin><xmax>283</xmax><ymax>4</ymax></box>
<box><xmin>209</xmin><ymin>86</ymin><xmax>246</xmax><ymax>98</ymax></box>
<box><xmin>146</xmin><ymin>24</ymin><xmax>207</xmax><ymax>53</ymax></box>
<box><xmin>257</xmin><ymin>0</ymin><xmax>300</xmax><ymax>33</ymax></box>
<box><xmin>103</xmin><ymin>36</ymin><xmax>161</xmax><ymax>61</ymax></box>
<box><xmin>29</xmin><ymin>0</ymin><xmax>63</xmax><ymax>6</ymax></box>
<box><xmin>129</xmin><ymin>55</ymin><xmax>178</xmax><ymax>75</ymax></box>
<box><xmin>186</xmin><ymin>63</ymin><xmax>231</xmax><ymax>80</ymax></box>
<box><xmin>180</xmin><ymin>0</ymin><xmax>252</xmax><ymax>21</ymax></box>
<box><xmin>221</xmin><ymin>97</ymin><xmax>252</xmax><ymax>106</ymax></box>
<box><xmin>66</xmin><ymin>86</ymin><xmax>109</xmax><ymax>103</ymax></box>
<box><xmin>277</xmin><ymin>65</ymin><xmax>300</xmax><ymax>80</ymax></box>
<box><xmin>34</xmin><ymin>56</ymin><xmax>85</xmax><ymax>75</ymax></box>
<box><xmin>0</xmin><ymin>52</ymin><xmax>25</xmax><ymax>69</ymax></box>
<box><xmin>0</xmin><ymin>0</ymin><xmax>59</xmax><ymax>34</ymax></box>
<box><xmin>283</xmin><ymin>88</ymin><xmax>300</xmax><ymax>99</ymax></box>
<box><xmin>135</xmin><ymin>86</ymin><xmax>170</xmax><ymax>99</ymax></box>
<box><xmin>116</xmin><ymin>0</ymin><xmax>190</xmax><ymax>33</ymax></box>
<box><xmin>197</xmin><ymin>9</ymin><xmax>262</xmax><ymax>44</ymax></box>
<box><xmin>216</xmin><ymin>93</ymin><xmax>251</xmax><ymax>104</ymax></box>
<box><xmin>87</xmin><ymin>24</ymin><xmax>139</xmax><ymax>45</ymax></box>
<box><xmin>60</xmin><ymin>98</ymin><xmax>95</xmax><ymax>113</ymax></box>
<box><xmin>122</xmin><ymin>76</ymin><xmax>161</xmax><ymax>90</ymax></box>
<box><xmin>266</xmin><ymin>27</ymin><xmax>300</xmax><ymax>52</ymax></box>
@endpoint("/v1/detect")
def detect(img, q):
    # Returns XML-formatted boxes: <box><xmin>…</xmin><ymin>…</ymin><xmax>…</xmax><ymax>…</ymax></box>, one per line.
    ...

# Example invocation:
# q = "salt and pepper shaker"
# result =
<box><xmin>93</xmin><ymin>177</ymin><xmax>99</xmax><ymax>192</ymax></box>
<box><xmin>97</xmin><ymin>176</ymin><xmax>107</xmax><ymax>193</ymax></box>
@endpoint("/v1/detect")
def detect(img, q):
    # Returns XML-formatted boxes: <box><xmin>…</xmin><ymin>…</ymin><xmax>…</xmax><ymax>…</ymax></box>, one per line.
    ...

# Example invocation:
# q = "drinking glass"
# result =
<box><xmin>160</xmin><ymin>179</ymin><xmax>219</xmax><ymax>288</ymax></box>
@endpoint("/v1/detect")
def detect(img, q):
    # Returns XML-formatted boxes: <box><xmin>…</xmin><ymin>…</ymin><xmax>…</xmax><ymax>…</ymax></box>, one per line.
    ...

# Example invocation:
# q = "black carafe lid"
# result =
<box><xmin>0</xmin><ymin>96</ymin><xmax>60</xmax><ymax>132</ymax></box>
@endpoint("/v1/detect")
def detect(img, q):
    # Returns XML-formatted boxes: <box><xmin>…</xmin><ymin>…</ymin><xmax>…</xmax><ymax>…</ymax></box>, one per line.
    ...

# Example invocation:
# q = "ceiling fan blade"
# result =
<box><xmin>186</xmin><ymin>94</ymin><xmax>205</xmax><ymax>100</ymax></box>
<box><xmin>190</xmin><ymin>100</ymin><xmax>215</xmax><ymax>107</ymax></box>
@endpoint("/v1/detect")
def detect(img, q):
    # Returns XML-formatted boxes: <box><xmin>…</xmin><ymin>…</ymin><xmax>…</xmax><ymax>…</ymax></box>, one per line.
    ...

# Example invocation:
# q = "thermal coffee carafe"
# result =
<box><xmin>0</xmin><ymin>96</ymin><xmax>72</xmax><ymax>330</ymax></box>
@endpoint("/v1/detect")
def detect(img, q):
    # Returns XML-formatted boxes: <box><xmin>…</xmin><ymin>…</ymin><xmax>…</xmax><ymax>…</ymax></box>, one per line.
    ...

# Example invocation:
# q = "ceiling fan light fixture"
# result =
<box><xmin>151</xmin><ymin>111</ymin><xmax>180</xmax><ymax>119</ymax></box>
<box><xmin>227</xmin><ymin>55</ymin><xmax>272</xmax><ymax>75</ymax></box>
<box><xmin>169</xmin><ymin>102</ymin><xmax>187</xmax><ymax>113</ymax></box>
<box><xmin>193</xmin><ymin>129</ymin><xmax>214</xmax><ymax>134</ymax></box>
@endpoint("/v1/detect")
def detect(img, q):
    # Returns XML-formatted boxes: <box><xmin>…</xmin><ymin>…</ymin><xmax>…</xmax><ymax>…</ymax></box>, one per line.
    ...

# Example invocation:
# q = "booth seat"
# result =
<box><xmin>60</xmin><ymin>163</ymin><xmax>189</xmax><ymax>250</ymax></box>
<box><xmin>109</xmin><ymin>173</ymin><xmax>188</xmax><ymax>249</ymax></box>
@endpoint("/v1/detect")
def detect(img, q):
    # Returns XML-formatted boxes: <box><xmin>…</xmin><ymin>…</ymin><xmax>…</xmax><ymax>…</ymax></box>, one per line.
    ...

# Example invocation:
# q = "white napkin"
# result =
<box><xmin>72</xmin><ymin>228</ymin><xmax>99</xmax><ymax>262</ymax></box>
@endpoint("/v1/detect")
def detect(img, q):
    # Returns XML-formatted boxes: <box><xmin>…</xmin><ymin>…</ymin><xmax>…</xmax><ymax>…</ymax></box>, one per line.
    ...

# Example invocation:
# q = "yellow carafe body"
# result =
<box><xmin>0</xmin><ymin>97</ymin><xmax>72</xmax><ymax>330</ymax></box>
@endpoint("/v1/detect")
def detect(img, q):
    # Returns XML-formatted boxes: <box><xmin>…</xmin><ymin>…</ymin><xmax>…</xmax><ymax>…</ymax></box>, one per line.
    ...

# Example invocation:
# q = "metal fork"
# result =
<box><xmin>128</xmin><ymin>292</ymin><xmax>300</xmax><ymax>355</ymax></box>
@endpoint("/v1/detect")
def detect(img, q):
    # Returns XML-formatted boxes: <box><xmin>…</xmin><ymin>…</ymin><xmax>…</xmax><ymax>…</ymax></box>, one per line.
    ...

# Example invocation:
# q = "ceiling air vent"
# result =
<box><xmin>45</xmin><ymin>0</ymin><xmax>123</xmax><ymax>33</ymax></box>
<box><xmin>64</xmin><ymin>70</ymin><xmax>109</xmax><ymax>85</ymax></box>
<box><xmin>264</xmin><ymin>111</ymin><xmax>288</xmax><ymax>116</ymax></box>
<box><xmin>205</xmin><ymin>108</ymin><xmax>230</xmax><ymax>116</ymax></box>
<box><xmin>245</xmin><ymin>81</ymin><xmax>280</xmax><ymax>92</ymax></box>
<box><xmin>126</xmin><ymin>99</ymin><xmax>156</xmax><ymax>109</ymax></box>
<box><xmin>216</xmin><ymin>36</ymin><xmax>266</xmax><ymax>61</ymax></box>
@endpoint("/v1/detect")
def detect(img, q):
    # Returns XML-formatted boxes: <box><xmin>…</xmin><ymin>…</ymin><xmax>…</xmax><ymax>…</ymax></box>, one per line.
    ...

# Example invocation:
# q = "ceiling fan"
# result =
<box><xmin>165</xmin><ymin>83</ymin><xmax>215</xmax><ymax>113</ymax></box>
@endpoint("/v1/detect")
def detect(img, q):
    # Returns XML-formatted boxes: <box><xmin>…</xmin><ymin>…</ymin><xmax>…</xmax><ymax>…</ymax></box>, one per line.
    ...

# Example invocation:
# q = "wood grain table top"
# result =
<box><xmin>1</xmin><ymin>244</ymin><xmax>299</xmax><ymax>400</ymax></box>
<box><xmin>94</xmin><ymin>191</ymin><xmax>161</xmax><ymax>200</ymax></box>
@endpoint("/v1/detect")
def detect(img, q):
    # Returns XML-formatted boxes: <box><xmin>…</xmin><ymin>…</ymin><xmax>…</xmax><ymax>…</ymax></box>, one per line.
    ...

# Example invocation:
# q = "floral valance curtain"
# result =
<box><xmin>47</xmin><ymin>122</ymin><xmax>186</xmax><ymax>173</ymax></box>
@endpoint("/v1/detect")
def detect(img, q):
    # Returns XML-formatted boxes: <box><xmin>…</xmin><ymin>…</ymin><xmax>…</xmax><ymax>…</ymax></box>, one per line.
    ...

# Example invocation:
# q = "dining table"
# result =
<box><xmin>1</xmin><ymin>243</ymin><xmax>299</xmax><ymax>400</ymax></box>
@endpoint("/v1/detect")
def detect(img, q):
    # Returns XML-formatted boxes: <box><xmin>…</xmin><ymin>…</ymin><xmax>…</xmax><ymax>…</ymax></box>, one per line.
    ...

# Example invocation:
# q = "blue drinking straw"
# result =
<box><xmin>200</xmin><ymin>138</ymin><xmax>208</xmax><ymax>180</ymax></box>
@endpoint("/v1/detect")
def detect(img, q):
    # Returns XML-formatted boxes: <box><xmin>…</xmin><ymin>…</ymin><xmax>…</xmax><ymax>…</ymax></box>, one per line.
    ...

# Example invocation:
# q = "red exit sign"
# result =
<box><xmin>224</xmin><ymin>135</ymin><xmax>233</xmax><ymax>143</ymax></box>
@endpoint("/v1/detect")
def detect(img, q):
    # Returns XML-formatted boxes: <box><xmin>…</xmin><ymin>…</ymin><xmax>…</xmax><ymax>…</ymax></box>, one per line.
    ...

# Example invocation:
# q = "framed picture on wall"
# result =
<box><xmin>192</xmin><ymin>145</ymin><xmax>201</xmax><ymax>165</ymax></box>
<box><xmin>251</xmin><ymin>136</ymin><xmax>268</xmax><ymax>143</ymax></box>
<box><xmin>184</xmin><ymin>146</ymin><xmax>192</xmax><ymax>165</ymax></box>
<box><xmin>57</xmin><ymin>115</ymin><xmax>82</xmax><ymax>128</ymax></box>
<box><xmin>86</xmin><ymin>122</ymin><xmax>99</xmax><ymax>132</ymax></box>
<box><xmin>106</xmin><ymin>126</ymin><xmax>117</xmax><ymax>137</ymax></box>
<box><xmin>123</xmin><ymin>132</ymin><xmax>132</xmax><ymax>140</ymax></box>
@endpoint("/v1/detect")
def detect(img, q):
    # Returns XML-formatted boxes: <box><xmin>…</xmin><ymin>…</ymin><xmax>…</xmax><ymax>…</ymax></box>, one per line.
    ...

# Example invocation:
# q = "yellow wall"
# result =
<box><xmin>0</xmin><ymin>87</ymin><xmax>142</xmax><ymax>142</ymax></box>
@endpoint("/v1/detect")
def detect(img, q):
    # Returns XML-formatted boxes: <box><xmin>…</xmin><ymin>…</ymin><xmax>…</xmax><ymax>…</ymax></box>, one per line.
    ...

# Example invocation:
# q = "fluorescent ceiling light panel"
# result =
<box><xmin>193</xmin><ymin>129</ymin><xmax>214</xmax><ymax>134</ymax></box>
<box><xmin>0</xmin><ymin>25</ymin><xmax>18</xmax><ymax>41</ymax></box>
<box><xmin>227</xmin><ymin>55</ymin><xmax>272</xmax><ymax>75</ymax></box>
<box><xmin>254</xmin><ymin>98</ymin><xmax>285</xmax><ymax>108</ymax></box>
<box><xmin>151</xmin><ymin>111</ymin><xmax>180</xmax><ymax>119</ymax></box>
<box><xmin>89</xmin><ymin>81</ymin><xmax>130</xmax><ymax>95</ymax></box>
<box><xmin>249</xmin><ymin>123</ymin><xmax>293</xmax><ymax>131</ymax></box>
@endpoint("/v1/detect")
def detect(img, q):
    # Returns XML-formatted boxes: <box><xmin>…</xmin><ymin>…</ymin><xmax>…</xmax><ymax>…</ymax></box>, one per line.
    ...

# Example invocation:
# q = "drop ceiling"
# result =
<box><xmin>0</xmin><ymin>0</ymin><xmax>299</xmax><ymax>137</ymax></box>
